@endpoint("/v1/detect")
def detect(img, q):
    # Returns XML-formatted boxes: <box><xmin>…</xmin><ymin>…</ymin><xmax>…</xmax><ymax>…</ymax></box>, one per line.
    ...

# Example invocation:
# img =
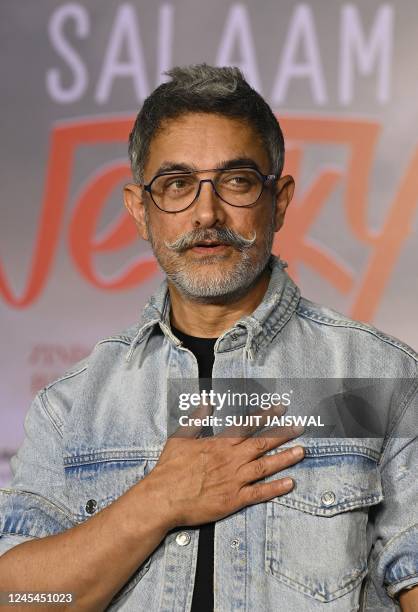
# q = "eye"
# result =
<box><xmin>162</xmin><ymin>175</ymin><xmax>195</xmax><ymax>192</ymax></box>
<box><xmin>168</xmin><ymin>178</ymin><xmax>188</xmax><ymax>189</ymax></box>
<box><xmin>229</xmin><ymin>175</ymin><xmax>248</xmax><ymax>184</ymax></box>
<box><xmin>221</xmin><ymin>171</ymin><xmax>256</xmax><ymax>190</ymax></box>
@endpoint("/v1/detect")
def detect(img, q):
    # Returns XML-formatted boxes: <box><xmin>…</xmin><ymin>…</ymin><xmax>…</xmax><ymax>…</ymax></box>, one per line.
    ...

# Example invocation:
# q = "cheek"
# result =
<box><xmin>236</xmin><ymin>209</ymin><xmax>271</xmax><ymax>237</ymax></box>
<box><xmin>147</xmin><ymin>211</ymin><xmax>169</xmax><ymax>236</ymax></box>
<box><xmin>149</xmin><ymin>216</ymin><xmax>189</xmax><ymax>247</ymax></box>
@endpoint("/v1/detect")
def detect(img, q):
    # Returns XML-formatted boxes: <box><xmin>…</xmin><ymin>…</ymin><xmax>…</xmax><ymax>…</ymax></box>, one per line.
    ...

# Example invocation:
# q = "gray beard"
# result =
<box><xmin>165</xmin><ymin>249</ymin><xmax>269</xmax><ymax>304</ymax></box>
<box><xmin>145</xmin><ymin>207</ymin><xmax>275</xmax><ymax>304</ymax></box>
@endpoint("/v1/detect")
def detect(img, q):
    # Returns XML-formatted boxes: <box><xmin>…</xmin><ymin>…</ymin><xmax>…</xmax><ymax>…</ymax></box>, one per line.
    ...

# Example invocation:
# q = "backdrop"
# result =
<box><xmin>1</xmin><ymin>0</ymin><xmax>418</xmax><ymax>485</ymax></box>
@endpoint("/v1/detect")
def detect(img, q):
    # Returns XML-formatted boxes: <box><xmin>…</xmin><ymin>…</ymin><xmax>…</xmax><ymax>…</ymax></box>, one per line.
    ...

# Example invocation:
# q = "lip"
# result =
<box><xmin>190</xmin><ymin>244</ymin><xmax>230</xmax><ymax>254</ymax></box>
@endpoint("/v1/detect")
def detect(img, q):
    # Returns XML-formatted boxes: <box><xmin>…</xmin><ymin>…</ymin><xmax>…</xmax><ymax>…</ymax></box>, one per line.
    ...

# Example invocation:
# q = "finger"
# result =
<box><xmin>239</xmin><ymin>425</ymin><xmax>305</xmax><ymax>458</ymax></box>
<box><xmin>216</xmin><ymin>404</ymin><xmax>286</xmax><ymax>441</ymax></box>
<box><xmin>170</xmin><ymin>402</ymin><xmax>213</xmax><ymax>439</ymax></box>
<box><xmin>238</xmin><ymin>445</ymin><xmax>305</xmax><ymax>485</ymax></box>
<box><xmin>240</xmin><ymin>476</ymin><xmax>295</xmax><ymax>506</ymax></box>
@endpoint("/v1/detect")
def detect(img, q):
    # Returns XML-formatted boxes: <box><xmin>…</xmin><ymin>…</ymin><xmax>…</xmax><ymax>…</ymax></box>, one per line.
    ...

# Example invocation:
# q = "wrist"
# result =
<box><xmin>132</xmin><ymin>471</ymin><xmax>179</xmax><ymax>533</ymax></box>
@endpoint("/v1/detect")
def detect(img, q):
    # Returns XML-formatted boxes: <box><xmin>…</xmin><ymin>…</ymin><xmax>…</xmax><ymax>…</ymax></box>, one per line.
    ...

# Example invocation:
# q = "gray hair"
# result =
<box><xmin>128</xmin><ymin>64</ymin><xmax>285</xmax><ymax>183</ymax></box>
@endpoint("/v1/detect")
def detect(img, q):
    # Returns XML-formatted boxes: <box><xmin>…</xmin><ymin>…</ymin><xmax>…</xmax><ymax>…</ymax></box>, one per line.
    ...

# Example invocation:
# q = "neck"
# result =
<box><xmin>168</xmin><ymin>268</ymin><xmax>271</xmax><ymax>338</ymax></box>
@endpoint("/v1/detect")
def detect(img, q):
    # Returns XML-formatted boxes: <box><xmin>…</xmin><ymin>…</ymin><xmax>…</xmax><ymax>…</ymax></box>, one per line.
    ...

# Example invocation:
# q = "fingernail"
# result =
<box><xmin>283</xmin><ymin>477</ymin><xmax>294</xmax><ymax>489</ymax></box>
<box><xmin>291</xmin><ymin>445</ymin><xmax>305</xmax><ymax>458</ymax></box>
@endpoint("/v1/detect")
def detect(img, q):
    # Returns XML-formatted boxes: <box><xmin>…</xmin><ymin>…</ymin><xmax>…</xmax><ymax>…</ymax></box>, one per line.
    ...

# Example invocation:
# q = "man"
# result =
<box><xmin>0</xmin><ymin>65</ymin><xmax>417</xmax><ymax>612</ymax></box>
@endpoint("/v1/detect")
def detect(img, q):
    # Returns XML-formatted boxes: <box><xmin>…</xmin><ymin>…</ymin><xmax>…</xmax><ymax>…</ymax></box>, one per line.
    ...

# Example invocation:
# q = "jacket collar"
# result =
<box><xmin>126</xmin><ymin>255</ymin><xmax>300</xmax><ymax>361</ymax></box>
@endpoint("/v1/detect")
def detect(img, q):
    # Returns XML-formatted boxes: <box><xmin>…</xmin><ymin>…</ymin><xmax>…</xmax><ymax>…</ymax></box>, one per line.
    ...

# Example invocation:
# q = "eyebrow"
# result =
<box><xmin>152</xmin><ymin>157</ymin><xmax>263</xmax><ymax>177</ymax></box>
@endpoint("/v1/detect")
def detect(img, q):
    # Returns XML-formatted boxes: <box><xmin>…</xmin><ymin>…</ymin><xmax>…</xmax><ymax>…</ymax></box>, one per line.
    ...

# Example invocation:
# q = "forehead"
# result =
<box><xmin>144</xmin><ymin>112</ymin><xmax>270</xmax><ymax>178</ymax></box>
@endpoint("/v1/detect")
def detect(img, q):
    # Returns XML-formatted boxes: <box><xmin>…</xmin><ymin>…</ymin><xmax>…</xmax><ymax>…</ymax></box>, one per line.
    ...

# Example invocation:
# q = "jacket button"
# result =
<box><xmin>175</xmin><ymin>531</ymin><xmax>191</xmax><ymax>546</ymax></box>
<box><xmin>321</xmin><ymin>491</ymin><xmax>336</xmax><ymax>506</ymax></box>
<box><xmin>85</xmin><ymin>499</ymin><xmax>97</xmax><ymax>514</ymax></box>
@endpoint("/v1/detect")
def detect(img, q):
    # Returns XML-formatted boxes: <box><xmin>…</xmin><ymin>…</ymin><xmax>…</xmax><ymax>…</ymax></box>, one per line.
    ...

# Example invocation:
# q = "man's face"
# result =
<box><xmin>125</xmin><ymin>112</ymin><xmax>293</xmax><ymax>302</ymax></box>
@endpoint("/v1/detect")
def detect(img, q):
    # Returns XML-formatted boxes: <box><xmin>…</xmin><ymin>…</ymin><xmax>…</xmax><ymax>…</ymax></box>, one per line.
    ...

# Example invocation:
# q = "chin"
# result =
<box><xmin>170</xmin><ymin>267</ymin><xmax>264</xmax><ymax>304</ymax></box>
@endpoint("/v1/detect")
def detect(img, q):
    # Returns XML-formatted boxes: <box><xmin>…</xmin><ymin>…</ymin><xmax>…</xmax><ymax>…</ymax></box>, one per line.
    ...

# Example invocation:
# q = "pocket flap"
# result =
<box><xmin>270</xmin><ymin>449</ymin><xmax>383</xmax><ymax>516</ymax></box>
<box><xmin>64</xmin><ymin>454</ymin><xmax>151</xmax><ymax>521</ymax></box>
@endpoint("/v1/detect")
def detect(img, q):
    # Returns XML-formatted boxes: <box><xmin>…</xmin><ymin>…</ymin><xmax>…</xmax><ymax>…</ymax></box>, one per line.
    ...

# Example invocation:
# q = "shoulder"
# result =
<box><xmin>46</xmin><ymin>322</ymin><xmax>139</xmax><ymax>384</ymax></box>
<box><xmin>38</xmin><ymin>322</ymin><xmax>141</xmax><ymax>430</ymax></box>
<box><xmin>295</xmin><ymin>297</ymin><xmax>417</xmax><ymax>365</ymax></box>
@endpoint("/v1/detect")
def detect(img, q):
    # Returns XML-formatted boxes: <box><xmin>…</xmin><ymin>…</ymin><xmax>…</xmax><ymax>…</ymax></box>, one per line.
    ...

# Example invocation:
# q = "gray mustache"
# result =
<box><xmin>164</xmin><ymin>227</ymin><xmax>256</xmax><ymax>252</ymax></box>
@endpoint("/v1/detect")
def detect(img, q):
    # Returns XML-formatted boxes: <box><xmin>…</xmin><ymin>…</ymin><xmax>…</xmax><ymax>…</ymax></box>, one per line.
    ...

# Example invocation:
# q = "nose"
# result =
<box><xmin>190</xmin><ymin>179</ymin><xmax>226</xmax><ymax>228</ymax></box>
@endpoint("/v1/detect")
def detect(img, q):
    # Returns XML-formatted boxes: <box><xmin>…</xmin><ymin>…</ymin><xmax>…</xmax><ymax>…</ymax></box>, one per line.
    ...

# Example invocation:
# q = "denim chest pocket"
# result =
<box><xmin>265</xmin><ymin>448</ymin><xmax>383</xmax><ymax>603</ymax></box>
<box><xmin>64</xmin><ymin>451</ymin><xmax>159</xmax><ymax>603</ymax></box>
<box><xmin>64</xmin><ymin>454</ymin><xmax>157</xmax><ymax>520</ymax></box>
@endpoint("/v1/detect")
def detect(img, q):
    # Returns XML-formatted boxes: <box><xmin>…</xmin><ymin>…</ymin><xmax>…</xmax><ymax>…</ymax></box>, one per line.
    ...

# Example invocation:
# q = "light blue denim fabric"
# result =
<box><xmin>0</xmin><ymin>256</ymin><xmax>417</xmax><ymax>611</ymax></box>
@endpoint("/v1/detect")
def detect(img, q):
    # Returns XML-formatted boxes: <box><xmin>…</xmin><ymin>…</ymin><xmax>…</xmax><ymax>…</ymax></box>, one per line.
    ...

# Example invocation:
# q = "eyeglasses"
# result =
<box><xmin>143</xmin><ymin>167</ymin><xmax>277</xmax><ymax>213</ymax></box>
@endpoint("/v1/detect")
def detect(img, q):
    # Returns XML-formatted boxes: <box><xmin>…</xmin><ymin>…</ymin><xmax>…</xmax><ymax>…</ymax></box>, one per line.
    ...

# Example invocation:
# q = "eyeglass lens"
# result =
<box><xmin>150</xmin><ymin>168</ymin><xmax>264</xmax><ymax>211</ymax></box>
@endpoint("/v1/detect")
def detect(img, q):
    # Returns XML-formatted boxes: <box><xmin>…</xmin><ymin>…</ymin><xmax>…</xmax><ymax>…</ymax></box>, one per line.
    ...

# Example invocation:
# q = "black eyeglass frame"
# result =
<box><xmin>142</xmin><ymin>166</ymin><xmax>278</xmax><ymax>213</ymax></box>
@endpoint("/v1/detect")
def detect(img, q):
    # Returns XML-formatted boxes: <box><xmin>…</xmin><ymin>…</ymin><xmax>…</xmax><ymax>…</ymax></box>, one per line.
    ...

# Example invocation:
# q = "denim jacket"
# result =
<box><xmin>1</xmin><ymin>256</ymin><xmax>417</xmax><ymax>611</ymax></box>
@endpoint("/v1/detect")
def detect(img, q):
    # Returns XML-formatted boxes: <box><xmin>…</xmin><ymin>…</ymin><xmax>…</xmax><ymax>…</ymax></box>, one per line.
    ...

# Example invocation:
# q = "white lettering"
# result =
<box><xmin>95</xmin><ymin>3</ymin><xmax>149</xmax><ymax>104</ymax></box>
<box><xmin>271</xmin><ymin>4</ymin><xmax>327</xmax><ymax>105</ymax></box>
<box><xmin>216</xmin><ymin>3</ymin><xmax>261</xmax><ymax>91</ymax></box>
<box><xmin>156</xmin><ymin>4</ymin><xmax>174</xmax><ymax>84</ymax></box>
<box><xmin>215</xmin><ymin>392</ymin><xmax>226</xmax><ymax>410</ymax></box>
<box><xmin>46</xmin><ymin>3</ymin><xmax>89</xmax><ymax>103</ymax></box>
<box><xmin>339</xmin><ymin>4</ymin><xmax>393</xmax><ymax>104</ymax></box>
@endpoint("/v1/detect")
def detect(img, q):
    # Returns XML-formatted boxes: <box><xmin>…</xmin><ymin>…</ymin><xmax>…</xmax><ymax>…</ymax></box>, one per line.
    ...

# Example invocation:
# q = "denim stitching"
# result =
<box><xmin>298</xmin><ymin>307</ymin><xmax>418</xmax><ymax>363</ymax></box>
<box><xmin>0</xmin><ymin>489</ymin><xmax>76</xmax><ymax>524</ymax></box>
<box><xmin>379</xmin><ymin>378</ymin><xmax>418</xmax><ymax>466</ymax></box>
<box><xmin>63</xmin><ymin>449</ymin><xmax>161</xmax><ymax>466</ymax></box>
<box><xmin>40</xmin><ymin>390</ymin><xmax>64</xmax><ymax>438</ymax></box>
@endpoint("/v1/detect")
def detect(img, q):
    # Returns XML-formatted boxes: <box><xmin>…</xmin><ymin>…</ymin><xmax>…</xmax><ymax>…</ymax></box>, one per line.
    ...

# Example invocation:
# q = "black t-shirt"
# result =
<box><xmin>171</xmin><ymin>325</ymin><xmax>216</xmax><ymax>612</ymax></box>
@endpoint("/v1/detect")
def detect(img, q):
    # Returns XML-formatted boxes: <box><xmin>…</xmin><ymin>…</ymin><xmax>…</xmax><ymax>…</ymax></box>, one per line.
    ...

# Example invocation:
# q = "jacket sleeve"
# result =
<box><xmin>369</xmin><ymin>378</ymin><xmax>418</xmax><ymax>604</ymax></box>
<box><xmin>0</xmin><ymin>390</ymin><xmax>76</xmax><ymax>556</ymax></box>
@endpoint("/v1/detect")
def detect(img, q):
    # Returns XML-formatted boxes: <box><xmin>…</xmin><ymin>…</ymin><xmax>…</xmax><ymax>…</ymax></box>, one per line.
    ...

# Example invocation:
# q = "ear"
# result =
<box><xmin>123</xmin><ymin>183</ymin><xmax>149</xmax><ymax>241</ymax></box>
<box><xmin>273</xmin><ymin>175</ymin><xmax>295</xmax><ymax>232</ymax></box>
